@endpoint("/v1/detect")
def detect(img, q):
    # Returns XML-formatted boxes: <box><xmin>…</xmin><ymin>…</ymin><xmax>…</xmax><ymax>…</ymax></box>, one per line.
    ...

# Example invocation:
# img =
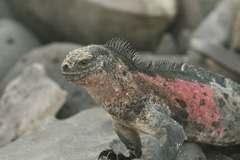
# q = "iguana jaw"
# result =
<box><xmin>62</xmin><ymin>71</ymin><xmax>90</xmax><ymax>82</ymax></box>
<box><xmin>61</xmin><ymin>60</ymin><xmax>97</xmax><ymax>82</ymax></box>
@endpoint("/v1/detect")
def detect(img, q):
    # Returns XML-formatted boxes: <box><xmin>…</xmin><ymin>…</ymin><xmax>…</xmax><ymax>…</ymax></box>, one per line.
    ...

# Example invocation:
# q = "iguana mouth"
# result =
<box><xmin>62</xmin><ymin>67</ymin><xmax>98</xmax><ymax>82</ymax></box>
<box><xmin>62</xmin><ymin>71</ymin><xmax>89</xmax><ymax>82</ymax></box>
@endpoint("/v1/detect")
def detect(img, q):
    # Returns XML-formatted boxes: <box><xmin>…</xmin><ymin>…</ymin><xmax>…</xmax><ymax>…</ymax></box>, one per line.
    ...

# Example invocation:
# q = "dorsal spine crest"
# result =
<box><xmin>105</xmin><ymin>38</ymin><xmax>185</xmax><ymax>74</ymax></box>
<box><xmin>104</xmin><ymin>38</ymin><xmax>226</xmax><ymax>86</ymax></box>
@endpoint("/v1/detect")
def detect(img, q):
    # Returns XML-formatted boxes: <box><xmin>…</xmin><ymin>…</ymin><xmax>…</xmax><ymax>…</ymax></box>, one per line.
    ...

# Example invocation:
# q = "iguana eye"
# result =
<box><xmin>78</xmin><ymin>59</ymin><xmax>90</xmax><ymax>67</ymax></box>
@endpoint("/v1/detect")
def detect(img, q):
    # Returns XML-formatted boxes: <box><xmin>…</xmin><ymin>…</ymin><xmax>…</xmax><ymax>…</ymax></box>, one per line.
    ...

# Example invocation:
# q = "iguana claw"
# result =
<box><xmin>98</xmin><ymin>149</ymin><xmax>132</xmax><ymax>160</ymax></box>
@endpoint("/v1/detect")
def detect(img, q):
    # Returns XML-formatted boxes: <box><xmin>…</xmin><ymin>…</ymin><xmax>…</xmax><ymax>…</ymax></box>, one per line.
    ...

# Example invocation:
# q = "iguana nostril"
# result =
<box><xmin>62</xmin><ymin>64</ymin><xmax>70</xmax><ymax>71</ymax></box>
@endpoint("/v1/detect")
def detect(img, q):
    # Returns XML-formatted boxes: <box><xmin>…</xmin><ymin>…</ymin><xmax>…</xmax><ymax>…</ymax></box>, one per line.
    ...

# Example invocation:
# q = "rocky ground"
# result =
<box><xmin>0</xmin><ymin>0</ymin><xmax>240</xmax><ymax>160</ymax></box>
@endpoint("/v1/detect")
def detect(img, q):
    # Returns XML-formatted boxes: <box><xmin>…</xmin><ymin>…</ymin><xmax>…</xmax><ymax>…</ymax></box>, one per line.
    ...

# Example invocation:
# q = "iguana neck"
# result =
<box><xmin>75</xmin><ymin>64</ymin><xmax>142</xmax><ymax>119</ymax></box>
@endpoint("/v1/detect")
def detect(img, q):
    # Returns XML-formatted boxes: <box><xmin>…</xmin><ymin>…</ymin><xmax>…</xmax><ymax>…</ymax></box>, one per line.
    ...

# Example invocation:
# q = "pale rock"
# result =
<box><xmin>0</xmin><ymin>108</ymin><xmax>199</xmax><ymax>160</ymax></box>
<box><xmin>191</xmin><ymin>0</ymin><xmax>236</xmax><ymax>47</ymax></box>
<box><xmin>0</xmin><ymin>43</ymin><xmax>96</xmax><ymax>119</ymax></box>
<box><xmin>9</xmin><ymin>0</ymin><xmax>177</xmax><ymax>50</ymax></box>
<box><xmin>0</xmin><ymin>63</ymin><xmax>67</xmax><ymax>147</ymax></box>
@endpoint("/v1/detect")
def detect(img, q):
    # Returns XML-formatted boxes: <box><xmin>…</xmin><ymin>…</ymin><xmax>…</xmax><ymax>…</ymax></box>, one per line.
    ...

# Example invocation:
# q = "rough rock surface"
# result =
<box><xmin>0</xmin><ymin>107</ymin><xmax>206</xmax><ymax>160</ymax></box>
<box><xmin>0</xmin><ymin>108</ymin><xmax>114</xmax><ymax>160</ymax></box>
<box><xmin>0</xmin><ymin>63</ymin><xmax>67</xmax><ymax>147</ymax></box>
<box><xmin>175</xmin><ymin>143</ymin><xmax>207</xmax><ymax>160</ymax></box>
<box><xmin>0</xmin><ymin>43</ymin><xmax>96</xmax><ymax>119</ymax></box>
<box><xmin>8</xmin><ymin>0</ymin><xmax>176</xmax><ymax>50</ymax></box>
<box><xmin>0</xmin><ymin>19</ymin><xmax>40</xmax><ymax>80</ymax></box>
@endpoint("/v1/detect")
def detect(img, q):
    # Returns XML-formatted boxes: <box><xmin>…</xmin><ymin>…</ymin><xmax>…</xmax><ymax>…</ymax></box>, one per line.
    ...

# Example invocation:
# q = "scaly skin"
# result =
<box><xmin>61</xmin><ymin>39</ymin><xmax>240</xmax><ymax>160</ymax></box>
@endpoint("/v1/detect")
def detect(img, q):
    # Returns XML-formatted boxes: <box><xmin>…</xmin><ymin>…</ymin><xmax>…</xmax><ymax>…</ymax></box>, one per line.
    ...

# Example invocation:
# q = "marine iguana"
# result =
<box><xmin>61</xmin><ymin>38</ymin><xmax>240</xmax><ymax>160</ymax></box>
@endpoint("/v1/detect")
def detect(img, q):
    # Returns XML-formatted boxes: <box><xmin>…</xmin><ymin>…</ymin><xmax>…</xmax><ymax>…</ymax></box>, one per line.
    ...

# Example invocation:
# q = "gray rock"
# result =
<box><xmin>192</xmin><ymin>0</ymin><xmax>236</xmax><ymax>47</ymax></box>
<box><xmin>0</xmin><ymin>63</ymin><xmax>67</xmax><ymax>147</ymax></box>
<box><xmin>198</xmin><ymin>0</ymin><xmax>219</xmax><ymax>19</ymax></box>
<box><xmin>0</xmin><ymin>43</ymin><xmax>96</xmax><ymax>119</ymax></box>
<box><xmin>188</xmin><ymin>0</ymin><xmax>240</xmax><ymax>83</ymax></box>
<box><xmin>173</xmin><ymin>0</ymin><xmax>218</xmax><ymax>46</ymax></box>
<box><xmin>9</xmin><ymin>0</ymin><xmax>177</xmax><ymax>50</ymax></box>
<box><xmin>175</xmin><ymin>143</ymin><xmax>207</xmax><ymax>160</ymax></box>
<box><xmin>173</xmin><ymin>0</ymin><xmax>202</xmax><ymax>54</ymax></box>
<box><xmin>0</xmin><ymin>19</ymin><xmax>40</xmax><ymax>81</ymax></box>
<box><xmin>0</xmin><ymin>108</ymin><xmax>115</xmax><ymax>160</ymax></box>
<box><xmin>0</xmin><ymin>0</ymin><xmax>12</xmax><ymax>18</ymax></box>
<box><xmin>155</xmin><ymin>34</ymin><xmax>178</xmax><ymax>55</ymax></box>
<box><xmin>231</xmin><ymin>2</ymin><xmax>240</xmax><ymax>51</ymax></box>
<box><xmin>0</xmin><ymin>107</ymin><xmax>188</xmax><ymax>160</ymax></box>
<box><xmin>187</xmin><ymin>48</ymin><xmax>240</xmax><ymax>83</ymax></box>
<box><xmin>176</xmin><ymin>29</ymin><xmax>192</xmax><ymax>54</ymax></box>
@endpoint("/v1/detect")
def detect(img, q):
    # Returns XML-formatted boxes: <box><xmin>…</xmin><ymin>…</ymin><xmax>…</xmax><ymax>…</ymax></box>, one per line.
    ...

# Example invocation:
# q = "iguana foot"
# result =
<box><xmin>98</xmin><ymin>149</ymin><xmax>132</xmax><ymax>160</ymax></box>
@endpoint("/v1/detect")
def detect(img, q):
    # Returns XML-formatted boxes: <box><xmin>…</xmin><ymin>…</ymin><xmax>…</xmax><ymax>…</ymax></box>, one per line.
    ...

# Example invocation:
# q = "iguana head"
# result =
<box><xmin>61</xmin><ymin>38</ymin><xmax>141</xmax><ymax>85</ymax></box>
<box><xmin>61</xmin><ymin>40</ymin><xmax>140</xmax><ymax>109</ymax></box>
<box><xmin>61</xmin><ymin>45</ymin><xmax>115</xmax><ymax>83</ymax></box>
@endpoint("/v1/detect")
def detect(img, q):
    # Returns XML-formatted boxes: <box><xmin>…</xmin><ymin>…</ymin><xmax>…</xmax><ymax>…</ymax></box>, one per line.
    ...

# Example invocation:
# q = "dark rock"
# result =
<box><xmin>0</xmin><ymin>63</ymin><xmax>67</xmax><ymax>147</ymax></box>
<box><xmin>207</xmin><ymin>153</ymin><xmax>234</xmax><ymax>160</ymax></box>
<box><xmin>175</xmin><ymin>0</ymin><xmax>202</xmax><ymax>30</ymax></box>
<box><xmin>230</xmin><ymin>153</ymin><xmax>240</xmax><ymax>160</ymax></box>
<box><xmin>188</xmin><ymin>0</ymin><xmax>240</xmax><ymax>83</ymax></box>
<box><xmin>175</xmin><ymin>143</ymin><xmax>207</xmax><ymax>160</ymax></box>
<box><xmin>155</xmin><ymin>33</ymin><xmax>178</xmax><ymax>55</ymax></box>
<box><xmin>0</xmin><ymin>0</ymin><xmax>12</xmax><ymax>18</ymax></box>
<box><xmin>187</xmin><ymin>45</ymin><xmax>240</xmax><ymax>83</ymax></box>
<box><xmin>176</xmin><ymin>29</ymin><xmax>192</xmax><ymax>54</ymax></box>
<box><xmin>0</xmin><ymin>19</ymin><xmax>40</xmax><ymax>80</ymax></box>
<box><xmin>0</xmin><ymin>43</ymin><xmax>96</xmax><ymax>119</ymax></box>
<box><xmin>8</xmin><ymin>0</ymin><xmax>177</xmax><ymax>50</ymax></box>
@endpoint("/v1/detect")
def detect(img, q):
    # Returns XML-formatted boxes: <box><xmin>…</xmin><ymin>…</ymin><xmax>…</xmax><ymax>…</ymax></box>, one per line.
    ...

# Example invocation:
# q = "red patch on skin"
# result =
<box><xmin>136</xmin><ymin>72</ymin><xmax>221</xmax><ymax>128</ymax></box>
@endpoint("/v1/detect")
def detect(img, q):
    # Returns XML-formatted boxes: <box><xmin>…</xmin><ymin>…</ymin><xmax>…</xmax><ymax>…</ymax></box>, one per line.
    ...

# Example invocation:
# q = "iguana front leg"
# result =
<box><xmin>99</xmin><ymin>103</ymin><xmax>186</xmax><ymax>160</ymax></box>
<box><xmin>134</xmin><ymin>104</ymin><xmax>186</xmax><ymax>160</ymax></box>
<box><xmin>98</xmin><ymin>120</ymin><xmax>142</xmax><ymax>160</ymax></box>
